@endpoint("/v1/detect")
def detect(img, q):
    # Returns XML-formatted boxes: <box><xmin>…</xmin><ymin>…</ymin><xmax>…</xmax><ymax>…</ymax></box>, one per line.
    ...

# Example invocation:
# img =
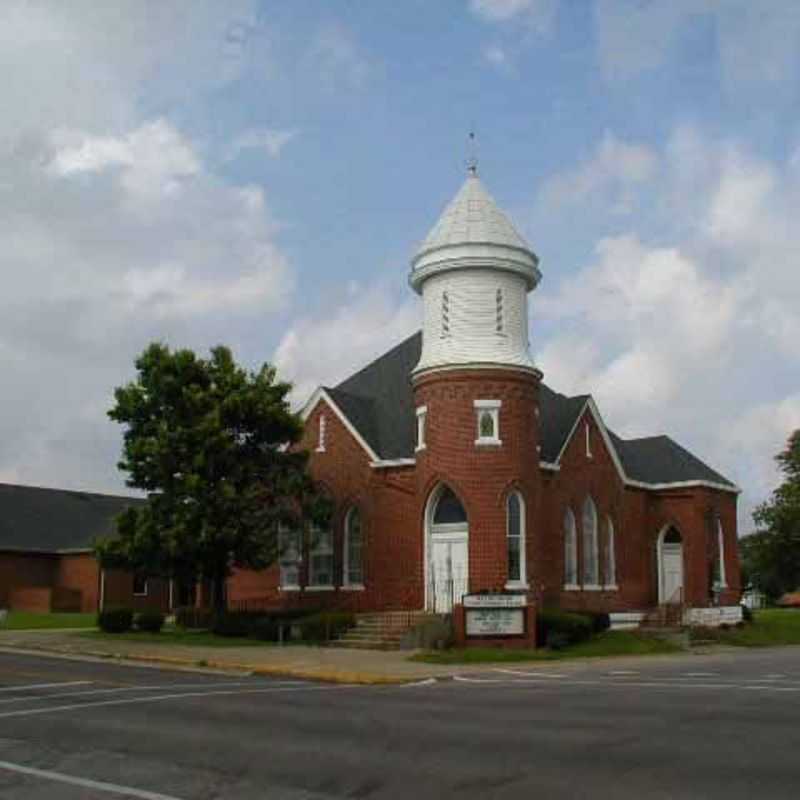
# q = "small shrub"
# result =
<box><xmin>537</xmin><ymin>609</ymin><xmax>593</xmax><ymax>647</ymax></box>
<box><xmin>175</xmin><ymin>606</ymin><xmax>214</xmax><ymax>630</ymax></box>
<box><xmin>584</xmin><ymin>611</ymin><xmax>611</xmax><ymax>634</ymax></box>
<box><xmin>298</xmin><ymin>612</ymin><xmax>356</xmax><ymax>643</ymax></box>
<box><xmin>98</xmin><ymin>607</ymin><xmax>134</xmax><ymax>634</ymax></box>
<box><xmin>212</xmin><ymin>611</ymin><xmax>255</xmax><ymax>638</ymax></box>
<box><xmin>741</xmin><ymin>605</ymin><xmax>754</xmax><ymax>623</ymax></box>
<box><xmin>546</xmin><ymin>631</ymin><xmax>571</xmax><ymax>650</ymax></box>
<box><xmin>136</xmin><ymin>611</ymin><xmax>165</xmax><ymax>633</ymax></box>
<box><xmin>250</xmin><ymin>617</ymin><xmax>281</xmax><ymax>642</ymax></box>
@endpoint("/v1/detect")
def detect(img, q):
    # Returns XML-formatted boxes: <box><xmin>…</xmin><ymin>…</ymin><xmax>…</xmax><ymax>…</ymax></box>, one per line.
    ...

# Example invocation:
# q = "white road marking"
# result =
<box><xmin>0</xmin><ymin>680</ymin><xmax>302</xmax><ymax>705</ymax></box>
<box><xmin>0</xmin><ymin>681</ymin><xmax>91</xmax><ymax>693</ymax></box>
<box><xmin>493</xmin><ymin>669</ymin><xmax>567</xmax><ymax>678</ymax></box>
<box><xmin>452</xmin><ymin>676</ymin><xmax>800</xmax><ymax>693</ymax></box>
<box><xmin>399</xmin><ymin>678</ymin><xmax>437</xmax><ymax>688</ymax></box>
<box><xmin>0</xmin><ymin>683</ymin><xmax>351</xmax><ymax>719</ymax></box>
<box><xmin>0</xmin><ymin>758</ymin><xmax>184</xmax><ymax>799</ymax></box>
<box><xmin>608</xmin><ymin>670</ymin><xmax>639</xmax><ymax>676</ymax></box>
<box><xmin>683</xmin><ymin>672</ymin><xmax>718</xmax><ymax>678</ymax></box>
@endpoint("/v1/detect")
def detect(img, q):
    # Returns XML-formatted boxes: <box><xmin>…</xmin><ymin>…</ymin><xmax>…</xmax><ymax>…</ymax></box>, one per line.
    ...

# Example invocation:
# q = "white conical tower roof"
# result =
<box><xmin>409</xmin><ymin>170</ymin><xmax>540</xmax><ymax>294</ymax></box>
<box><xmin>417</xmin><ymin>172</ymin><xmax>531</xmax><ymax>255</ymax></box>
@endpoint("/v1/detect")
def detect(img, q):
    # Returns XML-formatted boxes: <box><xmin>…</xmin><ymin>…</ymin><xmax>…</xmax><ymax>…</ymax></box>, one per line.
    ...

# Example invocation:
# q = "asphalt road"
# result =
<box><xmin>1</xmin><ymin>648</ymin><xmax>800</xmax><ymax>799</ymax></box>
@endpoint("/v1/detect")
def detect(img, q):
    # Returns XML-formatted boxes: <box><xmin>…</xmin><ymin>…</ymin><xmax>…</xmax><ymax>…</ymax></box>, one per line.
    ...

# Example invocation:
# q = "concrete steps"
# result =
<box><xmin>331</xmin><ymin>611</ymin><xmax>433</xmax><ymax>651</ymax></box>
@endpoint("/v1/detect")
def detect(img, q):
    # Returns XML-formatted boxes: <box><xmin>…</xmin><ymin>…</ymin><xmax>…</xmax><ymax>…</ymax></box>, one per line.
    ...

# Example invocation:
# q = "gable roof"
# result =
<box><xmin>313</xmin><ymin>331</ymin><xmax>736</xmax><ymax>490</ymax></box>
<box><xmin>609</xmin><ymin>432</ymin><xmax>734</xmax><ymax>487</ymax></box>
<box><xmin>0</xmin><ymin>483</ymin><xmax>144</xmax><ymax>553</ymax></box>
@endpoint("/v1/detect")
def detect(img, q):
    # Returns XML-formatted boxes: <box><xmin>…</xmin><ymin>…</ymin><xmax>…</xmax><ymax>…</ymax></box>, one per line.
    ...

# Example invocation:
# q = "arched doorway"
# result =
<box><xmin>425</xmin><ymin>485</ymin><xmax>469</xmax><ymax>613</ymax></box>
<box><xmin>658</xmin><ymin>526</ymin><xmax>684</xmax><ymax>604</ymax></box>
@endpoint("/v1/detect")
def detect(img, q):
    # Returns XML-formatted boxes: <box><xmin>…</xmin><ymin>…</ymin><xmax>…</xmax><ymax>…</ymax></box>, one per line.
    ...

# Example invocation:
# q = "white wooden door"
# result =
<box><xmin>430</xmin><ymin>534</ymin><xmax>468</xmax><ymax>613</ymax></box>
<box><xmin>662</xmin><ymin>545</ymin><xmax>684</xmax><ymax>604</ymax></box>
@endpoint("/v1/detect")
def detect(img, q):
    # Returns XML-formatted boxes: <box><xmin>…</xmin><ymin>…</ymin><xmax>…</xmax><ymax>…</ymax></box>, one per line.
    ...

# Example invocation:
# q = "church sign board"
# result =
<box><xmin>462</xmin><ymin>593</ymin><xmax>530</xmax><ymax>641</ymax></box>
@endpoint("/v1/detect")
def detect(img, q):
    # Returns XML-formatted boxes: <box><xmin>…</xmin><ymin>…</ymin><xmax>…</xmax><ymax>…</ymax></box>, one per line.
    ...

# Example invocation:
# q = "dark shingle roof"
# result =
<box><xmin>324</xmin><ymin>331</ymin><xmax>735</xmax><ymax>487</ymax></box>
<box><xmin>329</xmin><ymin>332</ymin><xmax>420</xmax><ymax>460</ymax></box>
<box><xmin>0</xmin><ymin>483</ymin><xmax>144</xmax><ymax>553</ymax></box>
<box><xmin>608</xmin><ymin>432</ymin><xmax>734</xmax><ymax>487</ymax></box>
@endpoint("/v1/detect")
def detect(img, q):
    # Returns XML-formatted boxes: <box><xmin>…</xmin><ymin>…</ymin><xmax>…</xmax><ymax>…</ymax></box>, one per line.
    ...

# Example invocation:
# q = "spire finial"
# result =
<box><xmin>466</xmin><ymin>129</ymin><xmax>478</xmax><ymax>176</ymax></box>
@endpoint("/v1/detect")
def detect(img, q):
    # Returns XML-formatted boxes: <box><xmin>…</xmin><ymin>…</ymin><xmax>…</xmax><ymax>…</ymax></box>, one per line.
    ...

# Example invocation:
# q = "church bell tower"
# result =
<box><xmin>411</xmin><ymin>165</ymin><xmax>543</xmax><ymax>600</ymax></box>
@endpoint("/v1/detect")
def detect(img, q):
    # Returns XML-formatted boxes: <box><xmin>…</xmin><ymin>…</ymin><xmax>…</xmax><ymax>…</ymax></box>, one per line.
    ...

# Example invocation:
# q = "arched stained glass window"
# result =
<box><xmin>343</xmin><ymin>508</ymin><xmax>364</xmax><ymax>587</ymax></box>
<box><xmin>605</xmin><ymin>516</ymin><xmax>617</xmax><ymax>588</ymax></box>
<box><xmin>582</xmin><ymin>497</ymin><xmax>599</xmax><ymax>587</ymax></box>
<box><xmin>564</xmin><ymin>508</ymin><xmax>578</xmax><ymax>586</ymax></box>
<box><xmin>507</xmin><ymin>492</ymin><xmax>526</xmax><ymax>585</ymax></box>
<box><xmin>433</xmin><ymin>487</ymin><xmax>467</xmax><ymax>525</ymax></box>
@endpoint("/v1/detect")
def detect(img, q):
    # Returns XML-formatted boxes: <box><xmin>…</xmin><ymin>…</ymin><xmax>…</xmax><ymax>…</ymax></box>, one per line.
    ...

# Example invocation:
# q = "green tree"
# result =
<box><xmin>96</xmin><ymin>343</ymin><xmax>331</xmax><ymax>611</ymax></box>
<box><xmin>741</xmin><ymin>430</ymin><xmax>800</xmax><ymax>600</ymax></box>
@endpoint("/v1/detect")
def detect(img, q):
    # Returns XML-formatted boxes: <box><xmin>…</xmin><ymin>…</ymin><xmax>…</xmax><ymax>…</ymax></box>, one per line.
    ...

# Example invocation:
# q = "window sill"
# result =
<box><xmin>279</xmin><ymin>585</ymin><xmax>301</xmax><ymax>592</ymax></box>
<box><xmin>583</xmin><ymin>584</ymin><xmax>602</xmax><ymax>591</ymax></box>
<box><xmin>563</xmin><ymin>583</ymin><xmax>580</xmax><ymax>591</ymax></box>
<box><xmin>505</xmin><ymin>582</ymin><xmax>529</xmax><ymax>591</ymax></box>
<box><xmin>315</xmin><ymin>447</ymin><xmax>325</xmax><ymax>453</ymax></box>
<box><xmin>342</xmin><ymin>584</ymin><xmax>365</xmax><ymax>592</ymax></box>
<box><xmin>603</xmin><ymin>584</ymin><xmax>619</xmax><ymax>591</ymax></box>
<box><xmin>306</xmin><ymin>585</ymin><xmax>335</xmax><ymax>592</ymax></box>
<box><xmin>475</xmin><ymin>438</ymin><xmax>503</xmax><ymax>447</ymax></box>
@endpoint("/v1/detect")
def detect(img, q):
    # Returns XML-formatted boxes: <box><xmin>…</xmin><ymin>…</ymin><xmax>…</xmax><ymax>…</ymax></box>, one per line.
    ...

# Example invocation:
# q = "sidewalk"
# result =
<box><xmin>0</xmin><ymin>629</ymin><xmax>464</xmax><ymax>683</ymax></box>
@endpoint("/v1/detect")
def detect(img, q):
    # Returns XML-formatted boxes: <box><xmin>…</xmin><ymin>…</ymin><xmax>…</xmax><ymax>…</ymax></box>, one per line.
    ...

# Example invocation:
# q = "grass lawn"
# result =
<box><xmin>704</xmin><ymin>608</ymin><xmax>800</xmax><ymax>647</ymax></box>
<box><xmin>410</xmin><ymin>630</ymin><xmax>683</xmax><ymax>665</ymax></box>
<box><xmin>1</xmin><ymin>612</ymin><xmax>97</xmax><ymax>631</ymax></box>
<box><xmin>77</xmin><ymin>626</ymin><xmax>280</xmax><ymax>648</ymax></box>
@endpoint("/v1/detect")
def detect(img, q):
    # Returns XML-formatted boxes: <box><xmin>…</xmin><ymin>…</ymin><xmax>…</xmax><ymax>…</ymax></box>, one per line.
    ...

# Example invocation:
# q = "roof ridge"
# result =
<box><xmin>0</xmin><ymin>481</ymin><xmax>142</xmax><ymax>502</ymax></box>
<box><xmin>335</xmin><ymin>330</ymin><xmax>421</xmax><ymax>392</ymax></box>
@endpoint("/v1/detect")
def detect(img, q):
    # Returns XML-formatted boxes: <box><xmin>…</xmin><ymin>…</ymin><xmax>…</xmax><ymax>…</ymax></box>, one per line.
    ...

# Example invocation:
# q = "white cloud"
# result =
<box><xmin>533</xmin><ymin>126</ymin><xmax>800</xmax><ymax>528</ymax></box>
<box><xmin>470</xmin><ymin>0</ymin><xmax>559</xmax><ymax>33</ymax></box>
<box><xmin>595</xmin><ymin>0</ymin><xmax>800</xmax><ymax>93</ymax></box>
<box><xmin>0</xmin><ymin>4</ymin><xmax>296</xmax><ymax>494</ymax></box>
<box><xmin>540</xmin><ymin>131</ymin><xmax>658</xmax><ymax>211</ymax></box>
<box><xmin>226</xmin><ymin>128</ymin><xmax>297</xmax><ymax>161</ymax></box>
<box><xmin>306</xmin><ymin>23</ymin><xmax>371</xmax><ymax>90</ymax></box>
<box><xmin>273</xmin><ymin>285</ymin><xmax>420</xmax><ymax>405</ymax></box>
<box><xmin>49</xmin><ymin>120</ymin><xmax>201</xmax><ymax>200</ymax></box>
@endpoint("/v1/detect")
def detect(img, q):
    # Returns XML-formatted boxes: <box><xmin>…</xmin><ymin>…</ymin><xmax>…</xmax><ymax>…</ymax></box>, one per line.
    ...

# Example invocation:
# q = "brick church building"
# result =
<box><xmin>0</xmin><ymin>169</ymin><xmax>741</xmax><ymax>628</ymax></box>
<box><xmin>228</xmin><ymin>169</ymin><xmax>742</xmax><ymax>627</ymax></box>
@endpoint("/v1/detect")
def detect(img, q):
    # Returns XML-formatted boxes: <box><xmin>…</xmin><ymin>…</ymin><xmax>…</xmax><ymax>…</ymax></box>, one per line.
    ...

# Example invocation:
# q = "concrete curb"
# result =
<box><xmin>0</xmin><ymin>643</ymin><xmax>414</xmax><ymax>685</ymax></box>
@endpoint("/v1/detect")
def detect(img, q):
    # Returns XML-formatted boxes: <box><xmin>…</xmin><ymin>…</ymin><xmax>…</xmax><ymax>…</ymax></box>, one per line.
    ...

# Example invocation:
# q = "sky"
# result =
<box><xmin>1</xmin><ymin>0</ymin><xmax>799</xmax><ymax>532</ymax></box>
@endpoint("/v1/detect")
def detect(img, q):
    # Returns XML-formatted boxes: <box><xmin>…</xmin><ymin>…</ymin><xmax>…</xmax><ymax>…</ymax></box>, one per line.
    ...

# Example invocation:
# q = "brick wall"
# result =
<box><xmin>0</xmin><ymin>551</ymin><xmax>56</xmax><ymax>608</ymax></box>
<box><xmin>227</xmin><ymin>379</ymin><xmax>741</xmax><ymax>617</ymax></box>
<box><xmin>413</xmin><ymin>368</ymin><xmax>541</xmax><ymax>598</ymax></box>
<box><xmin>57</xmin><ymin>554</ymin><xmax>99</xmax><ymax>612</ymax></box>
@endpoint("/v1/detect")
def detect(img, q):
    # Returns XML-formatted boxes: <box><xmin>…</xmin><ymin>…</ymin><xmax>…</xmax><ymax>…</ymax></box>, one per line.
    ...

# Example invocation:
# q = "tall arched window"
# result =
<box><xmin>714</xmin><ymin>517</ymin><xmax>727</xmax><ymax>589</ymax></box>
<box><xmin>343</xmin><ymin>507</ymin><xmax>364</xmax><ymax>588</ymax></box>
<box><xmin>506</xmin><ymin>492</ymin><xmax>526</xmax><ymax>586</ymax></box>
<box><xmin>582</xmin><ymin>496</ymin><xmax>599</xmax><ymax>587</ymax></box>
<box><xmin>605</xmin><ymin>516</ymin><xmax>617</xmax><ymax>588</ymax></box>
<box><xmin>564</xmin><ymin>508</ymin><xmax>578</xmax><ymax>587</ymax></box>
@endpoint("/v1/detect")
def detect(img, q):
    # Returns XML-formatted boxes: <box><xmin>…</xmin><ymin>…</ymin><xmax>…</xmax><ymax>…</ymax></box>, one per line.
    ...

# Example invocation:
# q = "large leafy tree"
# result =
<box><xmin>96</xmin><ymin>343</ymin><xmax>330</xmax><ymax>611</ymax></box>
<box><xmin>740</xmin><ymin>430</ymin><xmax>800</xmax><ymax>600</ymax></box>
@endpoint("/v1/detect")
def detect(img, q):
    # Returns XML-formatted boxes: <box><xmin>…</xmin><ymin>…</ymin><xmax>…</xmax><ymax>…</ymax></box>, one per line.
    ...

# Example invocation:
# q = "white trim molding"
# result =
<box><xmin>301</xmin><ymin>387</ymin><xmax>380</xmax><ymax>462</ymax></box>
<box><xmin>415</xmin><ymin>405</ymin><xmax>427</xmax><ymax>452</ymax></box>
<box><xmin>370</xmin><ymin>458</ymin><xmax>416</xmax><ymax>469</ymax></box>
<box><xmin>555</xmin><ymin>396</ymin><xmax>741</xmax><ymax>495</ymax></box>
<box><xmin>474</xmin><ymin>398</ymin><xmax>502</xmax><ymax>446</ymax></box>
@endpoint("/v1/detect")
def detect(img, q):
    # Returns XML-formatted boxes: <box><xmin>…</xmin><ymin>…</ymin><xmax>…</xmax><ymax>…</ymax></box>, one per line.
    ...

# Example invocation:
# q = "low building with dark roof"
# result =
<box><xmin>0</xmin><ymin>483</ymin><xmax>171</xmax><ymax>613</ymax></box>
<box><xmin>228</xmin><ymin>169</ymin><xmax>742</xmax><ymax>635</ymax></box>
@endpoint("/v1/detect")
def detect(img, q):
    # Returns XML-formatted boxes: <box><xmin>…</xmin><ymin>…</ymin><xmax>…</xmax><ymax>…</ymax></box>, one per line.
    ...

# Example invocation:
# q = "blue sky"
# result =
<box><xmin>1</xmin><ymin>1</ymin><xmax>799</xmax><ymax>530</ymax></box>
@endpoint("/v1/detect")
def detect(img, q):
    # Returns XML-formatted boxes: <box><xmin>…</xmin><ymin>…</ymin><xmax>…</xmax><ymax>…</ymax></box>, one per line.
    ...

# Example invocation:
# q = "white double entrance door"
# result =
<box><xmin>660</xmin><ymin>543</ymin><xmax>684</xmax><ymax>604</ymax></box>
<box><xmin>428</xmin><ymin>524</ymin><xmax>468</xmax><ymax>613</ymax></box>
